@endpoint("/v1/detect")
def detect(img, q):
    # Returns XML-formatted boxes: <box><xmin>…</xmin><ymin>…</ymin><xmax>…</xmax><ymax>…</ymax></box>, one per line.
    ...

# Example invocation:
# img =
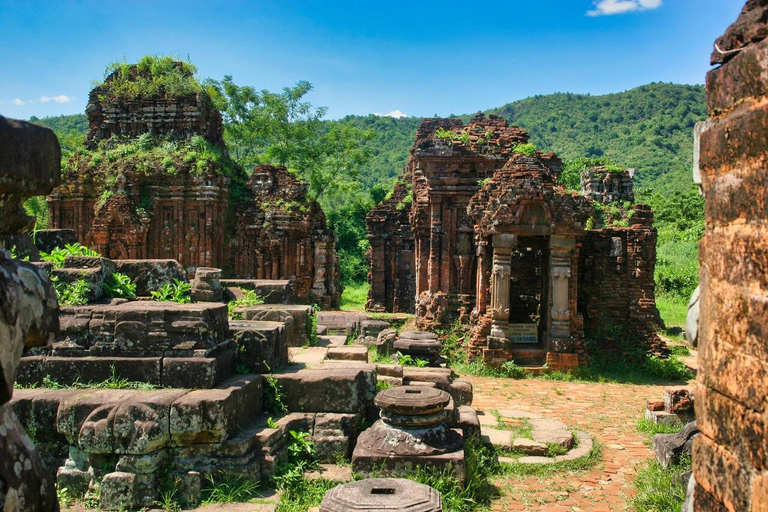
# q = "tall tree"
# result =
<box><xmin>205</xmin><ymin>76</ymin><xmax>373</xmax><ymax>201</ymax></box>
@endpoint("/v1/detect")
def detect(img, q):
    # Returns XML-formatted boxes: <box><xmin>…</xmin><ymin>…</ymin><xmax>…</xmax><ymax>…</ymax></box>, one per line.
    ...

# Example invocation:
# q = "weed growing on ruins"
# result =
<box><xmin>267</xmin><ymin>417</ymin><xmax>280</xmax><ymax>429</ymax></box>
<box><xmin>434</xmin><ymin>127</ymin><xmax>454</xmax><ymax>143</ymax></box>
<box><xmin>631</xmin><ymin>455</ymin><xmax>690</xmax><ymax>511</ymax></box>
<box><xmin>103</xmin><ymin>272</ymin><xmax>136</xmax><ymax>299</ymax></box>
<box><xmin>80</xmin><ymin>484</ymin><xmax>101</xmax><ymax>509</ymax></box>
<box><xmin>52</xmin><ymin>277</ymin><xmax>90</xmax><ymax>306</ymax></box>
<box><xmin>56</xmin><ymin>486</ymin><xmax>76</xmax><ymax>507</ymax></box>
<box><xmin>272</xmin><ymin>468</ymin><xmax>337</xmax><ymax>512</ymax></box>
<box><xmin>397</xmin><ymin>354</ymin><xmax>430</xmax><ymax>367</ymax></box>
<box><xmin>491</xmin><ymin>412</ymin><xmax>534</xmax><ymax>439</ymax></box>
<box><xmin>287</xmin><ymin>430</ymin><xmax>317</xmax><ymax>466</ymax></box>
<box><xmin>227</xmin><ymin>288</ymin><xmax>265</xmax><ymax>319</ymax></box>
<box><xmin>200</xmin><ymin>473</ymin><xmax>261</xmax><ymax>505</ymax></box>
<box><xmin>20</xmin><ymin>366</ymin><xmax>157</xmax><ymax>391</ymax></box>
<box><xmin>40</xmin><ymin>243</ymin><xmax>101</xmax><ymax>268</ymax></box>
<box><xmin>99</xmin><ymin>55</ymin><xmax>201</xmax><ymax>100</ymax></box>
<box><xmin>262</xmin><ymin>372</ymin><xmax>288</xmax><ymax>415</ymax></box>
<box><xmin>636</xmin><ymin>417</ymin><xmax>683</xmax><ymax>439</ymax></box>
<box><xmin>376</xmin><ymin>379</ymin><xmax>393</xmax><ymax>393</ymax></box>
<box><xmin>546</xmin><ymin>443</ymin><xmax>569</xmax><ymax>457</ymax></box>
<box><xmin>513</xmin><ymin>143</ymin><xmax>538</xmax><ymax>156</ymax></box>
<box><xmin>151</xmin><ymin>279</ymin><xmax>192</xmax><ymax>303</ymax></box>
<box><xmin>307</xmin><ymin>309</ymin><xmax>320</xmax><ymax>346</ymax></box>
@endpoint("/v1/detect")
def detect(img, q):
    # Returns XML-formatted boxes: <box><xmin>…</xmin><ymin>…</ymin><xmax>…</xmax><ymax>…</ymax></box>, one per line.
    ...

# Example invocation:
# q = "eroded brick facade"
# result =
<box><xmin>368</xmin><ymin>115</ymin><xmax>661</xmax><ymax>368</ymax></box>
<box><xmin>693</xmin><ymin>1</ymin><xmax>768</xmax><ymax>509</ymax></box>
<box><xmin>48</xmin><ymin>66</ymin><xmax>340</xmax><ymax>307</ymax></box>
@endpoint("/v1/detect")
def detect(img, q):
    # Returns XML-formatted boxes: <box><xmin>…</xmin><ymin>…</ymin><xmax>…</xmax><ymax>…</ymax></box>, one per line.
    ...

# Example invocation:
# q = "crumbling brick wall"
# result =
<box><xmin>577</xmin><ymin>204</ymin><xmax>663</xmax><ymax>351</ymax></box>
<box><xmin>693</xmin><ymin>1</ymin><xmax>768</xmax><ymax>509</ymax></box>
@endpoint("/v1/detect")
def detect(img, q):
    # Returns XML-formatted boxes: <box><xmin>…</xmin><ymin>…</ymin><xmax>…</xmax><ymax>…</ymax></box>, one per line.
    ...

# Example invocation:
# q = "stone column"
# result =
<box><xmin>311</xmin><ymin>239</ymin><xmax>328</xmax><ymax>303</ymax></box>
<box><xmin>428</xmin><ymin>195</ymin><xmax>442</xmax><ymax>293</ymax></box>
<box><xmin>488</xmin><ymin>234</ymin><xmax>516</xmax><ymax>346</ymax></box>
<box><xmin>548</xmin><ymin>236</ymin><xmax>576</xmax><ymax>352</ymax></box>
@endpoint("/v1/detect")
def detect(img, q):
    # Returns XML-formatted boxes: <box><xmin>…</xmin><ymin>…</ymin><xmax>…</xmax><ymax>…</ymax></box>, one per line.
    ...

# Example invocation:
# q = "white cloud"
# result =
<box><xmin>587</xmin><ymin>0</ymin><xmax>662</xmax><ymax>16</ymax></box>
<box><xmin>374</xmin><ymin>109</ymin><xmax>409</xmax><ymax>118</ymax></box>
<box><xmin>11</xmin><ymin>98</ymin><xmax>28</xmax><ymax>106</ymax></box>
<box><xmin>39</xmin><ymin>95</ymin><xmax>73</xmax><ymax>104</ymax></box>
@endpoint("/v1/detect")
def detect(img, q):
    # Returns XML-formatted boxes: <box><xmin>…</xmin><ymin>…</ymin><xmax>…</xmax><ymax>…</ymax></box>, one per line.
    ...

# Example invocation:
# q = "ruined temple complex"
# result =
<box><xmin>368</xmin><ymin>115</ymin><xmax>661</xmax><ymax>369</ymax></box>
<box><xmin>2</xmin><ymin>2</ymin><xmax>768</xmax><ymax>508</ymax></box>
<box><xmin>47</xmin><ymin>65</ymin><xmax>340</xmax><ymax>308</ymax></box>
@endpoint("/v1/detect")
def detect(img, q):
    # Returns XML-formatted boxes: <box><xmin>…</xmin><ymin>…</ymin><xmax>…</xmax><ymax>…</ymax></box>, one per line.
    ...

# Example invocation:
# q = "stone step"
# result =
<box><xmin>327</xmin><ymin>346</ymin><xmax>368</xmax><ymax>362</ymax></box>
<box><xmin>509</xmin><ymin>348</ymin><xmax>547</xmax><ymax>366</ymax></box>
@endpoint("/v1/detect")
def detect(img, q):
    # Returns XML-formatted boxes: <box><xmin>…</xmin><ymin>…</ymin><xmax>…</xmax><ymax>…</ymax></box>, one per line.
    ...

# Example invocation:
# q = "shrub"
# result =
<box><xmin>103</xmin><ymin>272</ymin><xmax>136</xmax><ymax>299</ymax></box>
<box><xmin>150</xmin><ymin>279</ymin><xmax>192</xmax><ymax>303</ymax></box>
<box><xmin>53</xmin><ymin>277</ymin><xmax>90</xmax><ymax>306</ymax></box>
<box><xmin>513</xmin><ymin>143</ymin><xmax>538</xmax><ymax>156</ymax></box>
<box><xmin>227</xmin><ymin>288</ymin><xmax>265</xmax><ymax>319</ymax></box>
<box><xmin>40</xmin><ymin>243</ymin><xmax>101</xmax><ymax>269</ymax></box>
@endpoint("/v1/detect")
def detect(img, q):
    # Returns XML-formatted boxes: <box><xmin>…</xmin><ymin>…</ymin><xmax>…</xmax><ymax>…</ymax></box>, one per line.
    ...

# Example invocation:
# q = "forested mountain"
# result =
<box><xmin>30</xmin><ymin>82</ymin><xmax>705</xmax><ymax>195</ymax></box>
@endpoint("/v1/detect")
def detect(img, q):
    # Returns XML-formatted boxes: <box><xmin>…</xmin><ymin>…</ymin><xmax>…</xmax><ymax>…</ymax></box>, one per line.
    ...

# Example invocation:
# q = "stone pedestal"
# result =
<box><xmin>352</xmin><ymin>386</ymin><xmax>465</xmax><ymax>483</ymax></box>
<box><xmin>320</xmin><ymin>478</ymin><xmax>443</xmax><ymax>511</ymax></box>
<box><xmin>190</xmin><ymin>267</ymin><xmax>223</xmax><ymax>302</ymax></box>
<box><xmin>547</xmin><ymin>236</ymin><xmax>575</xmax><ymax>353</ymax></box>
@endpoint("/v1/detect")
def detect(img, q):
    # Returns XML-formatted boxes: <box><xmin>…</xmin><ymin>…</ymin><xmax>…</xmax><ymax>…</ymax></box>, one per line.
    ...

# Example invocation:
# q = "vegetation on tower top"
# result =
<box><xmin>95</xmin><ymin>55</ymin><xmax>203</xmax><ymax>100</ymax></box>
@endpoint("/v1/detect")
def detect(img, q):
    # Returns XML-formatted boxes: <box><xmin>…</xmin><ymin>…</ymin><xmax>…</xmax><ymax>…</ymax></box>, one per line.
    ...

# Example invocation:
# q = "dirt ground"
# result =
<box><xmin>467</xmin><ymin>373</ymin><xmax>690</xmax><ymax>512</ymax></box>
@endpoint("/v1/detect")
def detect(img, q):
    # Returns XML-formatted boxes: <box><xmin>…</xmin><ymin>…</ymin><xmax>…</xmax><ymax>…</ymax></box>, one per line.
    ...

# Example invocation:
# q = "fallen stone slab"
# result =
<box><xmin>653</xmin><ymin>421</ymin><xmax>699</xmax><ymax>468</ymax></box>
<box><xmin>513</xmin><ymin>438</ymin><xmax>549</xmax><ymax>456</ymax></box>
<box><xmin>242</xmin><ymin>305</ymin><xmax>314</xmax><ymax>347</ymax></box>
<box><xmin>532</xmin><ymin>429</ymin><xmax>574</xmax><ymax>449</ymax></box>
<box><xmin>273</xmin><ymin>368</ymin><xmax>376</xmax><ymax>414</ymax></box>
<box><xmin>327</xmin><ymin>346</ymin><xmax>368</xmax><ymax>362</ymax></box>
<box><xmin>480</xmin><ymin>427</ymin><xmax>512</xmax><ymax>450</ymax></box>
<box><xmin>645</xmin><ymin>409</ymin><xmax>681</xmax><ymax>426</ymax></box>
<box><xmin>221</xmin><ymin>278</ymin><xmax>292</xmax><ymax>305</ymax></box>
<box><xmin>305</xmin><ymin>463</ymin><xmax>353</xmax><ymax>483</ymax></box>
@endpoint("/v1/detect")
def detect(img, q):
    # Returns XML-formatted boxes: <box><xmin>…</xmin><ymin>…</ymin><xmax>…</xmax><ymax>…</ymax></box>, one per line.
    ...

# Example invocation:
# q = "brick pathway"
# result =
<box><xmin>466</xmin><ymin>375</ymin><xmax>683</xmax><ymax>511</ymax></box>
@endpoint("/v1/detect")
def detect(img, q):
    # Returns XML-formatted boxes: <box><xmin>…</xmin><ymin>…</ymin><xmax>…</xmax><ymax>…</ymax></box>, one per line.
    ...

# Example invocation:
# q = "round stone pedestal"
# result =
<box><xmin>190</xmin><ymin>267</ymin><xmax>223</xmax><ymax>302</ymax></box>
<box><xmin>320</xmin><ymin>478</ymin><xmax>442</xmax><ymax>511</ymax></box>
<box><xmin>394</xmin><ymin>331</ymin><xmax>441</xmax><ymax>364</ymax></box>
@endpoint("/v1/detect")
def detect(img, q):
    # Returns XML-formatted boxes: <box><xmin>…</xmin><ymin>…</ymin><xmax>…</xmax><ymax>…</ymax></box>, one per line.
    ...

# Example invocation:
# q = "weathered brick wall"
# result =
<box><xmin>86</xmin><ymin>70</ymin><xmax>224</xmax><ymax>148</ymax></box>
<box><xmin>366</xmin><ymin>176</ymin><xmax>415</xmax><ymax>313</ymax></box>
<box><xmin>693</xmin><ymin>1</ymin><xmax>768</xmax><ymax>509</ymax></box>
<box><xmin>577</xmin><ymin>204</ymin><xmax>662</xmax><ymax>351</ymax></box>
<box><xmin>233</xmin><ymin>165</ymin><xmax>340</xmax><ymax>309</ymax></box>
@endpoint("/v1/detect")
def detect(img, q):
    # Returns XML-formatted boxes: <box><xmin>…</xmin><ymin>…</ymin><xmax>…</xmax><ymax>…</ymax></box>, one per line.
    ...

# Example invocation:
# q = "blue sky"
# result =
<box><xmin>0</xmin><ymin>0</ymin><xmax>745</xmax><ymax>120</ymax></box>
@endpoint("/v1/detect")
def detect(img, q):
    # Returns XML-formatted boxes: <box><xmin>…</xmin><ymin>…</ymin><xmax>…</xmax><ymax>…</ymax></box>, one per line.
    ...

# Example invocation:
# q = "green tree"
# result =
<box><xmin>206</xmin><ymin>76</ymin><xmax>373</xmax><ymax>201</ymax></box>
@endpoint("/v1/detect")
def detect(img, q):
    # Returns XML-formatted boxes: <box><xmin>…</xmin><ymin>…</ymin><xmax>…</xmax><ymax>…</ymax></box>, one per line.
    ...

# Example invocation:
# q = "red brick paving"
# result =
<box><xmin>465</xmin><ymin>375</ymin><xmax>684</xmax><ymax>511</ymax></box>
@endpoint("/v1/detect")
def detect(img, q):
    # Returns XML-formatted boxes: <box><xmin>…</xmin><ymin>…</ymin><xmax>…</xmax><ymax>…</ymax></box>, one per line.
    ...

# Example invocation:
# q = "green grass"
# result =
<box><xmin>631</xmin><ymin>456</ymin><xmax>690</xmax><ymax>511</ymax></box>
<box><xmin>498</xmin><ymin>440</ymin><xmax>602</xmax><ymax>477</ymax></box>
<box><xmin>200</xmin><ymin>474</ymin><xmax>261</xmax><ymax>505</ymax></box>
<box><xmin>656</xmin><ymin>294</ymin><xmax>688</xmax><ymax>330</ymax></box>
<box><xmin>340</xmin><ymin>281</ymin><xmax>369</xmax><ymax>311</ymax></box>
<box><xmin>636</xmin><ymin>417</ymin><xmax>683</xmax><ymax>438</ymax></box>
<box><xmin>17</xmin><ymin>365</ymin><xmax>157</xmax><ymax>391</ymax></box>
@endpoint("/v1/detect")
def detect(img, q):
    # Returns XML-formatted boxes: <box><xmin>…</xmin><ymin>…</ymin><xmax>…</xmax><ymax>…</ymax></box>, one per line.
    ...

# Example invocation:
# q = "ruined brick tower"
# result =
<box><xmin>48</xmin><ymin>60</ymin><xmax>340</xmax><ymax>307</ymax></box>
<box><xmin>368</xmin><ymin>114</ymin><xmax>661</xmax><ymax>369</ymax></box>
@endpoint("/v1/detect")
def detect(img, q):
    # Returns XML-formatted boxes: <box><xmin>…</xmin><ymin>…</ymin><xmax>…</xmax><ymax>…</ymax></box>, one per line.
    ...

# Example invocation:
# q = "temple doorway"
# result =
<box><xmin>508</xmin><ymin>236</ymin><xmax>549</xmax><ymax>348</ymax></box>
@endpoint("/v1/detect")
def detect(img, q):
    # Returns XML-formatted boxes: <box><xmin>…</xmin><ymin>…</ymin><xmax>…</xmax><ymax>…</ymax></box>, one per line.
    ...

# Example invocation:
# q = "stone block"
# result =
<box><xmin>274</xmin><ymin>368</ymin><xmax>376</xmax><ymax>414</ymax></box>
<box><xmin>327</xmin><ymin>346</ymin><xmax>368</xmax><ymax>362</ymax></box>
<box><xmin>100</xmin><ymin>471</ymin><xmax>137</xmax><ymax>510</ymax></box>
<box><xmin>647</xmin><ymin>400</ymin><xmax>665</xmax><ymax>411</ymax></box>
<box><xmin>375</xmin><ymin>364</ymin><xmax>403</xmax><ymax>378</ymax></box>
<box><xmin>654</xmin><ymin>421</ymin><xmax>699</xmax><ymax>468</ymax></box>
<box><xmin>230</xmin><ymin>320</ymin><xmax>287</xmax><ymax>373</ymax></box>
<box><xmin>664</xmin><ymin>386</ymin><xmax>694</xmax><ymax>415</ymax></box>
<box><xmin>450</xmin><ymin>378</ymin><xmax>473</xmax><ymax>407</ymax></box>
<box><xmin>243</xmin><ymin>305</ymin><xmax>313</xmax><ymax>347</ymax></box>
<box><xmin>170</xmin><ymin>375</ymin><xmax>262</xmax><ymax>445</ymax></box>
<box><xmin>161</xmin><ymin>348</ymin><xmax>236</xmax><ymax>389</ymax></box>
<box><xmin>374</xmin><ymin>329</ymin><xmax>397</xmax><ymax>355</ymax></box>
<box><xmin>33</xmin><ymin>229</ymin><xmax>77</xmax><ymax>253</ymax></box>
<box><xmin>456</xmin><ymin>406</ymin><xmax>480</xmax><ymax>440</ymax></box>
<box><xmin>320</xmin><ymin>477</ymin><xmax>442</xmax><ymax>512</ymax></box>
<box><xmin>513</xmin><ymin>438</ymin><xmax>549</xmax><ymax>456</ymax></box>
<box><xmin>113</xmin><ymin>259</ymin><xmax>187</xmax><ymax>296</ymax></box>
<box><xmin>14</xmin><ymin>355</ymin><xmax>46</xmax><ymax>386</ymax></box>
<box><xmin>56</xmin><ymin>390</ymin><xmax>140</xmax><ymax>443</ymax></box>
<box><xmin>645</xmin><ymin>409</ymin><xmax>680</xmax><ymax>427</ymax></box>
<box><xmin>221</xmin><ymin>279</ymin><xmax>293</xmax><ymax>304</ymax></box>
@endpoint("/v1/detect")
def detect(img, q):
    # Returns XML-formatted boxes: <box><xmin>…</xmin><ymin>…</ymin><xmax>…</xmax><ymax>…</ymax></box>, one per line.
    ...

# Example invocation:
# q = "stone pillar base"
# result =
<box><xmin>487</xmin><ymin>336</ymin><xmax>511</xmax><ymax>350</ymax></box>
